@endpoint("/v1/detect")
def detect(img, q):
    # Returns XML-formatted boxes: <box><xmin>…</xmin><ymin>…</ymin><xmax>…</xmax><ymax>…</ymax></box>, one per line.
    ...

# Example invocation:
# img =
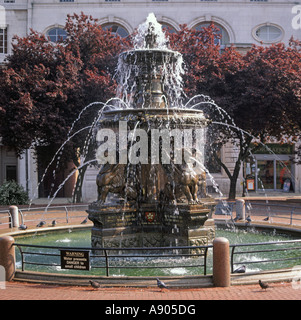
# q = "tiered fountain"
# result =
<box><xmin>87</xmin><ymin>14</ymin><xmax>216</xmax><ymax>253</ymax></box>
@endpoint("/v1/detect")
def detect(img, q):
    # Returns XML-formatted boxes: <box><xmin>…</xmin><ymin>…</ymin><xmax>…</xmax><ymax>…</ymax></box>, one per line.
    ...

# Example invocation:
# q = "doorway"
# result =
<box><xmin>255</xmin><ymin>157</ymin><xmax>293</xmax><ymax>191</ymax></box>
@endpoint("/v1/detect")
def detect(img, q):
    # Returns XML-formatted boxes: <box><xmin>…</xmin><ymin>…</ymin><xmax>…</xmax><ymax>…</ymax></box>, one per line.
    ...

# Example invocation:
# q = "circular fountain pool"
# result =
<box><xmin>14</xmin><ymin>227</ymin><xmax>301</xmax><ymax>277</ymax></box>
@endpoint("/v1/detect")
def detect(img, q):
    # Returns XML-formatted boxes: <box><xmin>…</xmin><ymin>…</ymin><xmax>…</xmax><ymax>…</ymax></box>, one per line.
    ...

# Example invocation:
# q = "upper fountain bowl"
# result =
<box><xmin>120</xmin><ymin>49</ymin><xmax>182</xmax><ymax>67</ymax></box>
<box><xmin>116</xmin><ymin>13</ymin><xmax>185</xmax><ymax>109</ymax></box>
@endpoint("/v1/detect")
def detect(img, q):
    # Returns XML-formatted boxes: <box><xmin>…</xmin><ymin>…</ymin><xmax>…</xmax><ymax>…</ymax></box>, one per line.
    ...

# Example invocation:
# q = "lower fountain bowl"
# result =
<box><xmin>87</xmin><ymin>199</ymin><xmax>216</xmax><ymax>253</ymax></box>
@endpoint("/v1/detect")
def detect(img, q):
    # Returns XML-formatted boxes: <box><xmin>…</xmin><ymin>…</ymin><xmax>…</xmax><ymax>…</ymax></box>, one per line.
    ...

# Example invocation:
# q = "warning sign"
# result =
<box><xmin>60</xmin><ymin>249</ymin><xmax>90</xmax><ymax>271</ymax></box>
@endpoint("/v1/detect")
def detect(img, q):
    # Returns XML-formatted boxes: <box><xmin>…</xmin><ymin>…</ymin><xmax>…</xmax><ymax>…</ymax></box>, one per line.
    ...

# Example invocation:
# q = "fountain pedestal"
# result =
<box><xmin>87</xmin><ymin>198</ymin><xmax>216</xmax><ymax>252</ymax></box>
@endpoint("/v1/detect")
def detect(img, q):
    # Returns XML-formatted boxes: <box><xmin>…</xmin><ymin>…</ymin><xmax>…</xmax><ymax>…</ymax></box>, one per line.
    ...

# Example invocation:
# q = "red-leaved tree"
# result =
<box><xmin>169</xmin><ymin>26</ymin><xmax>301</xmax><ymax>199</ymax></box>
<box><xmin>1</xmin><ymin>17</ymin><xmax>300</xmax><ymax>201</ymax></box>
<box><xmin>0</xmin><ymin>12</ymin><xmax>128</xmax><ymax>200</ymax></box>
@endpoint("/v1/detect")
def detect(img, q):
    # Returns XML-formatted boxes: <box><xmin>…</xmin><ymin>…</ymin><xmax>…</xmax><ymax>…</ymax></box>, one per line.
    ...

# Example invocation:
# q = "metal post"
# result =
<box><xmin>65</xmin><ymin>206</ymin><xmax>69</xmax><ymax>224</ymax></box>
<box><xmin>230</xmin><ymin>246</ymin><xmax>236</xmax><ymax>273</ymax></box>
<box><xmin>203</xmin><ymin>247</ymin><xmax>208</xmax><ymax>276</ymax></box>
<box><xmin>290</xmin><ymin>207</ymin><xmax>295</xmax><ymax>225</ymax></box>
<box><xmin>17</xmin><ymin>245</ymin><xmax>25</xmax><ymax>271</ymax></box>
<box><xmin>104</xmin><ymin>249</ymin><xmax>109</xmax><ymax>277</ymax></box>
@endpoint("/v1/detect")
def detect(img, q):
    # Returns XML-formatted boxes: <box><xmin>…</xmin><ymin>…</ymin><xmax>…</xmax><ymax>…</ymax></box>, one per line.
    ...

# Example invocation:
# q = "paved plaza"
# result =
<box><xmin>1</xmin><ymin>280</ymin><xmax>300</xmax><ymax>300</ymax></box>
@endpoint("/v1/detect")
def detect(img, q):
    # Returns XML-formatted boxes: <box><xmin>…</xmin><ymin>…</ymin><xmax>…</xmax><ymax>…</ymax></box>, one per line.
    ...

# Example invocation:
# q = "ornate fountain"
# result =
<box><xmin>87</xmin><ymin>14</ymin><xmax>216</xmax><ymax>252</ymax></box>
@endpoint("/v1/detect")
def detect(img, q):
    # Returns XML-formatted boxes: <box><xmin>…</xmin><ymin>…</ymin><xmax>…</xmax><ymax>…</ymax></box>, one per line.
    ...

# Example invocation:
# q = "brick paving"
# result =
<box><xmin>0</xmin><ymin>280</ymin><xmax>300</xmax><ymax>300</ymax></box>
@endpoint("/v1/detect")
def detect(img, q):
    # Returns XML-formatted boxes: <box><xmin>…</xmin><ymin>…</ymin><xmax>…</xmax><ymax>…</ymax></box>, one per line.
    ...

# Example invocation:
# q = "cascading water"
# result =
<box><xmin>30</xmin><ymin>13</ymin><xmax>296</xmax><ymax>248</ymax></box>
<box><xmin>116</xmin><ymin>13</ymin><xmax>185</xmax><ymax>110</ymax></box>
<box><xmin>86</xmin><ymin>13</ymin><xmax>216</xmax><ymax>251</ymax></box>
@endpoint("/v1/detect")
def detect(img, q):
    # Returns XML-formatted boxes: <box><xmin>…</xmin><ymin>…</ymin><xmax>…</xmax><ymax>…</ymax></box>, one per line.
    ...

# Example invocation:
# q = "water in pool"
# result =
<box><xmin>14</xmin><ymin>228</ymin><xmax>301</xmax><ymax>276</ymax></box>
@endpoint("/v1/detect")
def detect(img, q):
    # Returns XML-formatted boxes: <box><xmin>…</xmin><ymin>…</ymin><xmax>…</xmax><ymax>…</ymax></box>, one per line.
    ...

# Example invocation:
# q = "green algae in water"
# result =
<box><xmin>14</xmin><ymin>228</ymin><xmax>301</xmax><ymax>276</ymax></box>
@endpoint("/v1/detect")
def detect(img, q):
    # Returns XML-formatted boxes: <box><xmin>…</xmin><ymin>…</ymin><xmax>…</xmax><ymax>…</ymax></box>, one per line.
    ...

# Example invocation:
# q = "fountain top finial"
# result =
<box><xmin>145</xmin><ymin>22</ymin><xmax>158</xmax><ymax>49</ymax></box>
<box><xmin>133</xmin><ymin>13</ymin><xmax>168</xmax><ymax>50</ymax></box>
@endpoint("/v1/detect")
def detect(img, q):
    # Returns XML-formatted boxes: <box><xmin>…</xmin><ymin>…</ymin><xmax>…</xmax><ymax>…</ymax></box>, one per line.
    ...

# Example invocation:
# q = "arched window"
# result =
<box><xmin>160</xmin><ymin>23</ymin><xmax>177</xmax><ymax>34</ymax></box>
<box><xmin>194</xmin><ymin>22</ymin><xmax>230</xmax><ymax>47</ymax></box>
<box><xmin>46</xmin><ymin>27</ymin><xmax>67</xmax><ymax>42</ymax></box>
<box><xmin>253</xmin><ymin>24</ymin><xmax>283</xmax><ymax>43</ymax></box>
<box><xmin>102</xmin><ymin>24</ymin><xmax>129</xmax><ymax>38</ymax></box>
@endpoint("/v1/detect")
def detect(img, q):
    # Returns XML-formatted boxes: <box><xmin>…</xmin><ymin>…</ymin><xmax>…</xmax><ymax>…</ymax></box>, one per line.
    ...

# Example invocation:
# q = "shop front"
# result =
<box><xmin>244</xmin><ymin>144</ymin><xmax>294</xmax><ymax>193</ymax></box>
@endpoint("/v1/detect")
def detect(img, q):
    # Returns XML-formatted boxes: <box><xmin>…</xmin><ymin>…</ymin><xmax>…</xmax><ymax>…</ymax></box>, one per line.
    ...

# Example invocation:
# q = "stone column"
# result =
<box><xmin>0</xmin><ymin>236</ymin><xmax>15</xmax><ymax>281</ymax></box>
<box><xmin>213</xmin><ymin>237</ymin><xmax>230</xmax><ymax>287</ymax></box>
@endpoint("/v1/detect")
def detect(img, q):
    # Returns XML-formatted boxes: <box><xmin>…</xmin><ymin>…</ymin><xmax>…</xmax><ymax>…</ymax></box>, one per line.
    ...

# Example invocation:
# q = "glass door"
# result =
<box><xmin>255</xmin><ymin>158</ymin><xmax>292</xmax><ymax>191</ymax></box>
<box><xmin>257</xmin><ymin>160</ymin><xmax>274</xmax><ymax>190</ymax></box>
<box><xmin>276</xmin><ymin>160</ymin><xmax>292</xmax><ymax>190</ymax></box>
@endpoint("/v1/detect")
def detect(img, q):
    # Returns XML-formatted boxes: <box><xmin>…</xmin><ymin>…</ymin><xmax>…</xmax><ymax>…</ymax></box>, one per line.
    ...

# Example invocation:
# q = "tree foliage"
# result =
<box><xmin>0</xmin><ymin>180</ymin><xmax>29</xmax><ymax>205</ymax></box>
<box><xmin>0</xmin><ymin>13</ymin><xmax>128</xmax><ymax>159</ymax></box>
<box><xmin>169</xmin><ymin>26</ymin><xmax>301</xmax><ymax>199</ymax></box>
<box><xmin>0</xmin><ymin>17</ymin><xmax>300</xmax><ymax>200</ymax></box>
<box><xmin>0</xmin><ymin>12</ymin><xmax>129</xmax><ymax>200</ymax></box>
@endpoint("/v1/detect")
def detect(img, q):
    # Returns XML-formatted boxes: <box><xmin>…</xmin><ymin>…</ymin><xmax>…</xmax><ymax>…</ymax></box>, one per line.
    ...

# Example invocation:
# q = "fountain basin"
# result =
<box><xmin>13</xmin><ymin>224</ymin><xmax>301</xmax><ymax>278</ymax></box>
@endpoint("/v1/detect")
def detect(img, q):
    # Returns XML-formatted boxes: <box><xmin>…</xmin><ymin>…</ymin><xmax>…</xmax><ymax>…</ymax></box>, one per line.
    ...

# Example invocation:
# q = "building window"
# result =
<box><xmin>6</xmin><ymin>165</ymin><xmax>17</xmax><ymax>182</ymax></box>
<box><xmin>102</xmin><ymin>24</ymin><xmax>129</xmax><ymax>38</ymax></box>
<box><xmin>0</xmin><ymin>28</ymin><xmax>7</xmax><ymax>54</ymax></box>
<box><xmin>253</xmin><ymin>24</ymin><xmax>283</xmax><ymax>43</ymax></box>
<box><xmin>161</xmin><ymin>23</ymin><xmax>177</xmax><ymax>34</ymax></box>
<box><xmin>4</xmin><ymin>0</ymin><xmax>15</xmax><ymax>3</ymax></box>
<box><xmin>46</xmin><ymin>27</ymin><xmax>67</xmax><ymax>42</ymax></box>
<box><xmin>246</xmin><ymin>144</ymin><xmax>294</xmax><ymax>191</ymax></box>
<box><xmin>194</xmin><ymin>22</ymin><xmax>230</xmax><ymax>47</ymax></box>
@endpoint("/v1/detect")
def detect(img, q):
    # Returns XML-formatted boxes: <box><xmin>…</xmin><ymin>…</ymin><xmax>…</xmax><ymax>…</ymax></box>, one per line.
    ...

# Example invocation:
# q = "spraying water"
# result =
<box><xmin>34</xmin><ymin>14</ymin><xmax>295</xmax><ymax>238</ymax></box>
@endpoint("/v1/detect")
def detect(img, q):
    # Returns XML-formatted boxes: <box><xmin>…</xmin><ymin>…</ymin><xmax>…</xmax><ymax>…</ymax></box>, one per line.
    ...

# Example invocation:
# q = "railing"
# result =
<box><xmin>0</xmin><ymin>209</ymin><xmax>12</xmax><ymax>228</ymax></box>
<box><xmin>14</xmin><ymin>243</ymin><xmax>210</xmax><ymax>276</ymax></box>
<box><xmin>14</xmin><ymin>238</ymin><xmax>301</xmax><ymax>277</ymax></box>
<box><xmin>0</xmin><ymin>204</ymin><xmax>89</xmax><ymax>229</ymax></box>
<box><xmin>245</xmin><ymin>202</ymin><xmax>301</xmax><ymax>226</ymax></box>
<box><xmin>215</xmin><ymin>201</ymin><xmax>301</xmax><ymax>226</ymax></box>
<box><xmin>230</xmin><ymin>239</ymin><xmax>301</xmax><ymax>273</ymax></box>
<box><xmin>19</xmin><ymin>204</ymin><xmax>88</xmax><ymax>225</ymax></box>
<box><xmin>2</xmin><ymin>201</ymin><xmax>301</xmax><ymax>229</ymax></box>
